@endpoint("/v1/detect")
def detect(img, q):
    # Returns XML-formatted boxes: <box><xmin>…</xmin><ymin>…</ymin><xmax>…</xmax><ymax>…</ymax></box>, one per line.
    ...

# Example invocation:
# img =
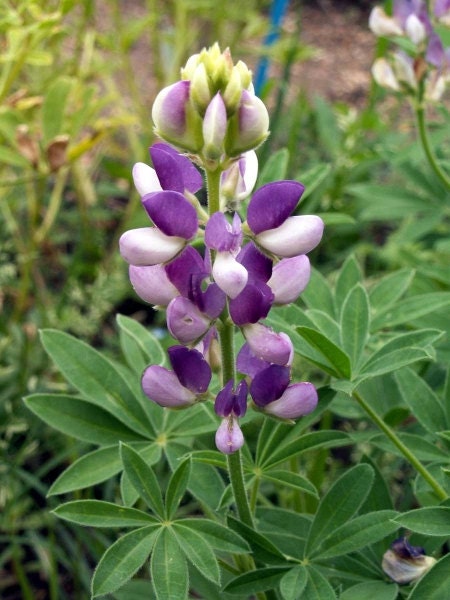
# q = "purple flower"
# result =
<box><xmin>224</xmin><ymin>89</ymin><xmax>270</xmax><ymax>156</ymax></box>
<box><xmin>215</xmin><ymin>379</ymin><xmax>248</xmax><ymax>418</ymax></box>
<box><xmin>246</xmin><ymin>181</ymin><xmax>324</xmax><ymax>258</ymax></box>
<box><xmin>119</xmin><ymin>227</ymin><xmax>187</xmax><ymax>266</ymax></box>
<box><xmin>142</xmin><ymin>345</ymin><xmax>211</xmax><ymax>408</ymax></box>
<box><xmin>203</xmin><ymin>93</ymin><xmax>228</xmax><ymax>159</ymax></box>
<box><xmin>215</xmin><ymin>417</ymin><xmax>244</xmax><ymax>454</ymax></box>
<box><xmin>242</xmin><ymin>324</ymin><xmax>293</xmax><ymax>365</ymax></box>
<box><xmin>268</xmin><ymin>255</ymin><xmax>311</xmax><ymax>305</ymax></box>
<box><xmin>166</xmin><ymin>297</ymin><xmax>214</xmax><ymax>344</ymax></box>
<box><xmin>129</xmin><ymin>264</ymin><xmax>178</xmax><ymax>306</ymax></box>
<box><xmin>220</xmin><ymin>151</ymin><xmax>258</xmax><ymax>208</ymax></box>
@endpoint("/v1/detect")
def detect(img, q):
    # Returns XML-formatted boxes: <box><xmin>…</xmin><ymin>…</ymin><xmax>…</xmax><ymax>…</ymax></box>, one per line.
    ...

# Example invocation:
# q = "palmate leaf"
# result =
<box><xmin>370</xmin><ymin>292</ymin><xmax>450</xmax><ymax>331</ymax></box>
<box><xmin>279</xmin><ymin>566</ymin><xmax>308</xmax><ymax>600</ymax></box>
<box><xmin>176</xmin><ymin>519</ymin><xmax>250</xmax><ymax>554</ymax></box>
<box><xmin>340</xmin><ymin>581</ymin><xmax>399</xmax><ymax>600</ymax></box>
<box><xmin>334</xmin><ymin>255</ymin><xmax>363</xmax><ymax>313</ymax></box>
<box><xmin>407</xmin><ymin>553</ymin><xmax>450</xmax><ymax>600</ymax></box>
<box><xmin>91</xmin><ymin>525</ymin><xmax>159</xmax><ymax>598</ymax></box>
<box><xmin>172</xmin><ymin>522</ymin><xmax>220</xmax><ymax>584</ymax></box>
<box><xmin>295</xmin><ymin>326</ymin><xmax>352</xmax><ymax>379</ymax></box>
<box><xmin>53</xmin><ymin>500</ymin><xmax>158</xmax><ymax>528</ymax></box>
<box><xmin>304</xmin><ymin>566</ymin><xmax>337</xmax><ymax>599</ymax></box>
<box><xmin>305</xmin><ymin>464</ymin><xmax>374</xmax><ymax>557</ymax></box>
<box><xmin>340</xmin><ymin>284</ymin><xmax>370</xmax><ymax>374</ymax></box>
<box><xmin>150</xmin><ymin>528</ymin><xmax>188</xmax><ymax>600</ymax></box>
<box><xmin>261</xmin><ymin>470</ymin><xmax>318</xmax><ymax>498</ymax></box>
<box><xmin>227</xmin><ymin>515</ymin><xmax>286</xmax><ymax>565</ymax></box>
<box><xmin>40</xmin><ymin>329</ymin><xmax>153</xmax><ymax>437</ymax></box>
<box><xmin>24</xmin><ymin>393</ymin><xmax>146</xmax><ymax>445</ymax></box>
<box><xmin>116</xmin><ymin>314</ymin><xmax>166</xmax><ymax>374</ymax></box>
<box><xmin>223</xmin><ymin>567</ymin><xmax>290</xmax><ymax>595</ymax></box>
<box><xmin>165</xmin><ymin>457</ymin><xmax>191</xmax><ymax>520</ymax></box>
<box><xmin>393</xmin><ymin>507</ymin><xmax>450</xmax><ymax>536</ymax></box>
<box><xmin>369</xmin><ymin>268</ymin><xmax>414</xmax><ymax>313</ymax></box>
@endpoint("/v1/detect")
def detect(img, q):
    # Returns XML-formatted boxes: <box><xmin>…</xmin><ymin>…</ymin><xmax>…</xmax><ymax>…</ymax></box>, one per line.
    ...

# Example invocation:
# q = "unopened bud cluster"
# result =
<box><xmin>120</xmin><ymin>45</ymin><xmax>324</xmax><ymax>453</ymax></box>
<box><xmin>369</xmin><ymin>0</ymin><xmax>450</xmax><ymax>101</ymax></box>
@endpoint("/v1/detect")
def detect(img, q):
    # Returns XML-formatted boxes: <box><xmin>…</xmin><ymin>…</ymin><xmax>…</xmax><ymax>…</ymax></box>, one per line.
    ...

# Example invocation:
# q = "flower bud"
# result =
<box><xmin>369</xmin><ymin>7</ymin><xmax>403</xmax><ymax>37</ymax></box>
<box><xmin>215</xmin><ymin>417</ymin><xmax>244</xmax><ymax>454</ymax></box>
<box><xmin>405</xmin><ymin>14</ymin><xmax>426</xmax><ymax>45</ymax></box>
<box><xmin>190</xmin><ymin>62</ymin><xmax>212</xmax><ymax>115</ymax></box>
<box><xmin>202</xmin><ymin>93</ymin><xmax>227</xmax><ymax>159</ymax></box>
<box><xmin>372</xmin><ymin>58</ymin><xmax>400</xmax><ymax>91</ymax></box>
<box><xmin>382</xmin><ymin>538</ymin><xmax>437</xmax><ymax>585</ymax></box>
<box><xmin>224</xmin><ymin>90</ymin><xmax>269</xmax><ymax>156</ymax></box>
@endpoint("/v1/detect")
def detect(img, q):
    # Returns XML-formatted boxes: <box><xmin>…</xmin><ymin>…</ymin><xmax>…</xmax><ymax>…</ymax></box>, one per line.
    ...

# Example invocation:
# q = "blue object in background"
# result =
<box><xmin>254</xmin><ymin>0</ymin><xmax>291</xmax><ymax>95</ymax></box>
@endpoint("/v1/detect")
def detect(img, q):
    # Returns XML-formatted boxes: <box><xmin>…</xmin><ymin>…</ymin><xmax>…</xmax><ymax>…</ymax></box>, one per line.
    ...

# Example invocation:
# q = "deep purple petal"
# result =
<box><xmin>141</xmin><ymin>365</ymin><xmax>195</xmax><ymax>407</ymax></box>
<box><xmin>250</xmin><ymin>365</ymin><xmax>291</xmax><ymax>407</ymax></box>
<box><xmin>247</xmin><ymin>181</ymin><xmax>305</xmax><ymax>235</ymax></box>
<box><xmin>215</xmin><ymin>380</ymin><xmax>235</xmax><ymax>417</ymax></box>
<box><xmin>237</xmin><ymin>242</ymin><xmax>272</xmax><ymax>283</ymax></box>
<box><xmin>215</xmin><ymin>417</ymin><xmax>244</xmax><ymax>454</ymax></box>
<box><xmin>150</xmin><ymin>143</ymin><xmax>203</xmax><ymax>194</ymax></box>
<box><xmin>143</xmin><ymin>190</ymin><xmax>198</xmax><ymax>239</ymax></box>
<box><xmin>234</xmin><ymin>380</ymin><xmax>248</xmax><ymax>417</ymax></box>
<box><xmin>167</xmin><ymin>345</ymin><xmax>211</xmax><ymax>394</ymax></box>
<box><xmin>229</xmin><ymin>281</ymin><xmax>273</xmax><ymax>326</ymax></box>
<box><xmin>166</xmin><ymin>297</ymin><xmax>211</xmax><ymax>344</ymax></box>
<box><xmin>205</xmin><ymin>212</ymin><xmax>242</xmax><ymax>252</ymax></box>
<box><xmin>236</xmin><ymin>342</ymin><xmax>270</xmax><ymax>378</ymax></box>
<box><xmin>264</xmin><ymin>382</ymin><xmax>318</xmax><ymax>419</ymax></box>
<box><xmin>165</xmin><ymin>246</ymin><xmax>206</xmax><ymax>297</ymax></box>
<box><xmin>198</xmin><ymin>282</ymin><xmax>227</xmax><ymax>318</ymax></box>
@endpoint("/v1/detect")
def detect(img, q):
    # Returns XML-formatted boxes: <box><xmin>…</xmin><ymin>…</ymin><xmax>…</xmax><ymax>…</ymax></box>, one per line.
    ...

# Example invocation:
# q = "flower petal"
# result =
<box><xmin>129</xmin><ymin>264</ymin><xmax>178</xmax><ymax>305</ymax></box>
<box><xmin>132</xmin><ymin>162</ymin><xmax>162</xmax><ymax>196</ymax></box>
<box><xmin>142</xmin><ymin>365</ymin><xmax>195</xmax><ymax>407</ymax></box>
<box><xmin>166</xmin><ymin>296</ymin><xmax>211</xmax><ymax>344</ymax></box>
<box><xmin>256</xmin><ymin>215</ymin><xmax>324</xmax><ymax>258</ymax></box>
<box><xmin>247</xmin><ymin>181</ymin><xmax>305</xmax><ymax>235</ymax></box>
<box><xmin>142</xmin><ymin>190</ymin><xmax>198</xmax><ymax>239</ymax></box>
<box><xmin>268</xmin><ymin>255</ymin><xmax>311</xmax><ymax>305</ymax></box>
<box><xmin>165</xmin><ymin>246</ymin><xmax>207</xmax><ymax>297</ymax></box>
<box><xmin>168</xmin><ymin>345</ymin><xmax>211</xmax><ymax>394</ymax></box>
<box><xmin>119</xmin><ymin>227</ymin><xmax>185</xmax><ymax>265</ymax></box>
<box><xmin>264</xmin><ymin>382</ymin><xmax>318</xmax><ymax>419</ymax></box>
<box><xmin>243</xmin><ymin>323</ymin><xmax>293</xmax><ymax>365</ymax></box>
<box><xmin>236</xmin><ymin>342</ymin><xmax>270</xmax><ymax>378</ymax></box>
<box><xmin>215</xmin><ymin>417</ymin><xmax>244</xmax><ymax>454</ymax></box>
<box><xmin>212</xmin><ymin>252</ymin><xmax>248</xmax><ymax>299</ymax></box>
<box><xmin>205</xmin><ymin>212</ymin><xmax>242</xmax><ymax>252</ymax></box>
<box><xmin>250</xmin><ymin>365</ymin><xmax>290</xmax><ymax>407</ymax></box>
<box><xmin>237</xmin><ymin>242</ymin><xmax>272</xmax><ymax>283</ymax></box>
<box><xmin>229</xmin><ymin>281</ymin><xmax>273</xmax><ymax>325</ymax></box>
<box><xmin>149</xmin><ymin>142</ymin><xmax>203</xmax><ymax>194</ymax></box>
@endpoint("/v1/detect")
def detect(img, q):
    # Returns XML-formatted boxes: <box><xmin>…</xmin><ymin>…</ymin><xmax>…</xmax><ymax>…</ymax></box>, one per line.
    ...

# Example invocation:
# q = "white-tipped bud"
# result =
<box><xmin>369</xmin><ymin>7</ymin><xmax>403</xmax><ymax>37</ymax></box>
<box><xmin>372</xmin><ymin>58</ymin><xmax>400</xmax><ymax>91</ymax></box>
<box><xmin>405</xmin><ymin>14</ymin><xmax>426</xmax><ymax>45</ymax></box>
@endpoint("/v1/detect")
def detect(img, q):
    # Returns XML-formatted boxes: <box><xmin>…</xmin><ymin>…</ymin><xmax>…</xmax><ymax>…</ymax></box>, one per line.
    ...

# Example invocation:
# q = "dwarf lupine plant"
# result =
<box><xmin>119</xmin><ymin>44</ymin><xmax>324</xmax><ymax>458</ymax></box>
<box><xmin>369</xmin><ymin>0</ymin><xmax>450</xmax><ymax>191</ymax></box>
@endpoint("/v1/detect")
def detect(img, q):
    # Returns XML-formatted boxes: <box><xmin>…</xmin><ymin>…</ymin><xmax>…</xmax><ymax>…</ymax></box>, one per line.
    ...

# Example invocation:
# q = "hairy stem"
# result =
<box><xmin>415</xmin><ymin>105</ymin><xmax>450</xmax><ymax>191</ymax></box>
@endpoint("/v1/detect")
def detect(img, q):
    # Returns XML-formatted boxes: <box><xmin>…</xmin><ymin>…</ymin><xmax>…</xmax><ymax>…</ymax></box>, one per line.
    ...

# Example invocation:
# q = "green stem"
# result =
<box><xmin>353</xmin><ymin>390</ymin><xmax>447</xmax><ymax>501</ymax></box>
<box><xmin>415</xmin><ymin>105</ymin><xmax>450</xmax><ymax>191</ymax></box>
<box><xmin>205</xmin><ymin>166</ymin><xmax>222</xmax><ymax>214</ymax></box>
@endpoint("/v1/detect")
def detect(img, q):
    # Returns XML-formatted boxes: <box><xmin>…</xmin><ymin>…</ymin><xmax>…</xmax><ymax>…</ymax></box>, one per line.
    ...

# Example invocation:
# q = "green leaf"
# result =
<box><xmin>305</xmin><ymin>310</ymin><xmax>341</xmax><ymax>345</ymax></box>
<box><xmin>313</xmin><ymin>510</ymin><xmax>399</xmax><ymax>560</ymax></box>
<box><xmin>334</xmin><ymin>255</ymin><xmax>363</xmax><ymax>312</ymax></box>
<box><xmin>371</xmin><ymin>292</ymin><xmax>450</xmax><ymax>330</ymax></box>
<box><xmin>165</xmin><ymin>457</ymin><xmax>191</xmax><ymax>520</ymax></box>
<box><xmin>262</xmin><ymin>470</ymin><xmax>318</xmax><ymax>498</ymax></box>
<box><xmin>295</xmin><ymin>326</ymin><xmax>352</xmax><ymax>379</ymax></box>
<box><xmin>258</xmin><ymin>148</ymin><xmax>289</xmax><ymax>185</ymax></box>
<box><xmin>24</xmin><ymin>393</ymin><xmax>145</xmax><ymax>445</ymax></box>
<box><xmin>42</xmin><ymin>76</ymin><xmax>73</xmax><ymax>143</ymax></box>
<box><xmin>370</xmin><ymin>432</ymin><xmax>447</xmax><ymax>462</ymax></box>
<box><xmin>116</xmin><ymin>314</ymin><xmax>166</xmax><ymax>374</ymax></box>
<box><xmin>178</xmin><ymin>519</ymin><xmax>250</xmax><ymax>554</ymax></box>
<box><xmin>359</xmin><ymin>330</ymin><xmax>442</xmax><ymax>379</ymax></box>
<box><xmin>393</xmin><ymin>507</ymin><xmax>450</xmax><ymax>536</ymax></box>
<box><xmin>340</xmin><ymin>284</ymin><xmax>370</xmax><ymax>374</ymax></box>
<box><xmin>407</xmin><ymin>553</ymin><xmax>450</xmax><ymax>600</ymax></box>
<box><xmin>340</xmin><ymin>581</ymin><xmax>399</xmax><ymax>600</ymax></box>
<box><xmin>299</xmin><ymin>163</ymin><xmax>331</xmax><ymax>200</ymax></box>
<box><xmin>53</xmin><ymin>500</ymin><xmax>158</xmax><ymax>528</ymax></box>
<box><xmin>227</xmin><ymin>515</ymin><xmax>285</xmax><ymax>564</ymax></box>
<box><xmin>264</xmin><ymin>430</ymin><xmax>350</xmax><ymax>469</ymax></box>
<box><xmin>120</xmin><ymin>443</ymin><xmax>164</xmax><ymax>519</ymax></box>
<box><xmin>48</xmin><ymin>445</ymin><xmax>122</xmax><ymax>495</ymax></box>
<box><xmin>40</xmin><ymin>329</ymin><xmax>152</xmax><ymax>437</ymax></box>
<box><xmin>305</xmin><ymin>464</ymin><xmax>374</xmax><ymax>556</ymax></box>
<box><xmin>369</xmin><ymin>268</ymin><xmax>415</xmax><ymax>313</ymax></box>
<box><xmin>92</xmin><ymin>525</ymin><xmax>158</xmax><ymax>597</ymax></box>
<box><xmin>394</xmin><ymin>368</ymin><xmax>447</xmax><ymax>434</ymax></box>
<box><xmin>304</xmin><ymin>566</ymin><xmax>337</xmax><ymax>599</ymax></box>
<box><xmin>223</xmin><ymin>567</ymin><xmax>290</xmax><ymax>595</ymax></box>
<box><xmin>349</xmin><ymin>183</ymin><xmax>434</xmax><ymax>221</ymax></box>
<box><xmin>280</xmin><ymin>566</ymin><xmax>308</xmax><ymax>600</ymax></box>
<box><xmin>172</xmin><ymin>522</ymin><xmax>220</xmax><ymax>584</ymax></box>
<box><xmin>300</xmin><ymin>268</ymin><xmax>336</xmax><ymax>317</ymax></box>
<box><xmin>150</xmin><ymin>528</ymin><xmax>188</xmax><ymax>600</ymax></box>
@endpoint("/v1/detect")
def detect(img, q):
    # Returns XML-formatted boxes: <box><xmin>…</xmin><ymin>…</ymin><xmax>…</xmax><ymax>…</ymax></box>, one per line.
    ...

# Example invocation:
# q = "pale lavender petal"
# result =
<box><xmin>149</xmin><ymin>143</ymin><xmax>202</xmax><ymax>194</ymax></box>
<box><xmin>141</xmin><ymin>365</ymin><xmax>195</xmax><ymax>407</ymax></box>
<box><xmin>132</xmin><ymin>162</ymin><xmax>162</xmax><ymax>196</ymax></box>
<box><xmin>166</xmin><ymin>296</ymin><xmax>211</xmax><ymax>344</ymax></box>
<box><xmin>250</xmin><ymin>365</ymin><xmax>291</xmax><ymax>407</ymax></box>
<box><xmin>203</xmin><ymin>93</ymin><xmax>227</xmax><ymax>158</ymax></box>
<box><xmin>212</xmin><ymin>252</ymin><xmax>248</xmax><ymax>299</ymax></box>
<box><xmin>264</xmin><ymin>382</ymin><xmax>318</xmax><ymax>419</ymax></box>
<box><xmin>243</xmin><ymin>323</ymin><xmax>293</xmax><ymax>365</ymax></box>
<box><xmin>268</xmin><ymin>255</ymin><xmax>311</xmax><ymax>305</ymax></box>
<box><xmin>129</xmin><ymin>264</ymin><xmax>178</xmax><ymax>305</ymax></box>
<box><xmin>256</xmin><ymin>215</ymin><xmax>324</xmax><ymax>258</ymax></box>
<box><xmin>215</xmin><ymin>417</ymin><xmax>244</xmax><ymax>454</ymax></box>
<box><xmin>247</xmin><ymin>181</ymin><xmax>305</xmax><ymax>234</ymax></box>
<box><xmin>119</xmin><ymin>227</ymin><xmax>185</xmax><ymax>266</ymax></box>
<box><xmin>142</xmin><ymin>191</ymin><xmax>198</xmax><ymax>239</ymax></box>
<box><xmin>168</xmin><ymin>345</ymin><xmax>211</xmax><ymax>394</ymax></box>
<box><xmin>426</xmin><ymin>33</ymin><xmax>445</xmax><ymax>67</ymax></box>
<box><xmin>152</xmin><ymin>81</ymin><xmax>190</xmax><ymax>138</ymax></box>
